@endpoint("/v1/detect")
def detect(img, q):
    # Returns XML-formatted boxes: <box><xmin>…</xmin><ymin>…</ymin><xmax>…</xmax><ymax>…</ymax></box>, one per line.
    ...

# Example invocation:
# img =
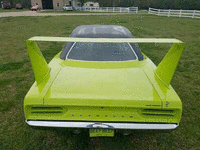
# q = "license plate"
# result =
<box><xmin>89</xmin><ymin>128</ymin><xmax>114</xmax><ymax>137</ymax></box>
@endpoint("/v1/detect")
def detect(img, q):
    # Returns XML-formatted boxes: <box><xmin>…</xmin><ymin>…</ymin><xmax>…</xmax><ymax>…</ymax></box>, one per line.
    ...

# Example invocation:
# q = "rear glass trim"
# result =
<box><xmin>66</xmin><ymin>42</ymin><xmax>76</xmax><ymax>58</ymax></box>
<box><xmin>128</xmin><ymin>43</ymin><xmax>138</xmax><ymax>60</ymax></box>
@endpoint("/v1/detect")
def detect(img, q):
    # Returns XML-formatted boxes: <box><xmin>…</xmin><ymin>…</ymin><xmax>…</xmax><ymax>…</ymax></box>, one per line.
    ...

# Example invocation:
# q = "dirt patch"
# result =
<box><xmin>0</xmin><ymin>11</ymin><xmax>121</xmax><ymax>17</ymax></box>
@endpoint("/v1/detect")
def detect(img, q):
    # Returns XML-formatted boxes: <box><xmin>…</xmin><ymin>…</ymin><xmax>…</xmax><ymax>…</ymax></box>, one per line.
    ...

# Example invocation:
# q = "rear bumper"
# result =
<box><xmin>26</xmin><ymin>120</ymin><xmax>179</xmax><ymax>129</ymax></box>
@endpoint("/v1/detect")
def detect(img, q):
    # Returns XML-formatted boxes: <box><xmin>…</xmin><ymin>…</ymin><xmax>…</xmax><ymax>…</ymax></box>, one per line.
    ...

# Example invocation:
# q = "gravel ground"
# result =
<box><xmin>0</xmin><ymin>11</ymin><xmax>123</xmax><ymax>17</ymax></box>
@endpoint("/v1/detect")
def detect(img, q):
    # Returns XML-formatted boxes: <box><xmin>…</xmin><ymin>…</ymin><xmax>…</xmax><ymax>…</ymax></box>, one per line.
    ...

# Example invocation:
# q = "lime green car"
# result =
<box><xmin>24</xmin><ymin>25</ymin><xmax>184</xmax><ymax>137</ymax></box>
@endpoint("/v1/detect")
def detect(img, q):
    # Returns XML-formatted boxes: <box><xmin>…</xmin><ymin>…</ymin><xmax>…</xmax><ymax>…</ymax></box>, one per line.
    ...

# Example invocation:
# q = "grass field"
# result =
<box><xmin>0</xmin><ymin>13</ymin><xmax>200</xmax><ymax>149</ymax></box>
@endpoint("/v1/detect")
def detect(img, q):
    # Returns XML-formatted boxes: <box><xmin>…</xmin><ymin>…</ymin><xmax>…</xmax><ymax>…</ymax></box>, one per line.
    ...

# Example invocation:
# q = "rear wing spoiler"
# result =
<box><xmin>26</xmin><ymin>37</ymin><xmax>184</xmax><ymax>86</ymax></box>
<box><xmin>28</xmin><ymin>36</ymin><xmax>183</xmax><ymax>43</ymax></box>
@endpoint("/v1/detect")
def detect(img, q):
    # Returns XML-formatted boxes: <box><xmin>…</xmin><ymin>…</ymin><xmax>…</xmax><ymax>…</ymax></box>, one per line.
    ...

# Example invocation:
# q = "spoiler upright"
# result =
<box><xmin>26</xmin><ymin>37</ymin><xmax>184</xmax><ymax>86</ymax></box>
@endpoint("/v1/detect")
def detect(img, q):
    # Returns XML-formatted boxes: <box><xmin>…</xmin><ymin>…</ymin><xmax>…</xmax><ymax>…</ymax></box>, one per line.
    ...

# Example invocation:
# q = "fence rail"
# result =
<box><xmin>149</xmin><ymin>7</ymin><xmax>200</xmax><ymax>19</ymax></box>
<box><xmin>74</xmin><ymin>6</ymin><xmax>138</xmax><ymax>13</ymax></box>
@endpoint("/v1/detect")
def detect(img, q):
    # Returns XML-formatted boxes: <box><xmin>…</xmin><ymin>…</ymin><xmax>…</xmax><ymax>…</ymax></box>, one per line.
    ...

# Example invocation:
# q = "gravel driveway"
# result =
<box><xmin>0</xmin><ymin>11</ymin><xmax>122</xmax><ymax>17</ymax></box>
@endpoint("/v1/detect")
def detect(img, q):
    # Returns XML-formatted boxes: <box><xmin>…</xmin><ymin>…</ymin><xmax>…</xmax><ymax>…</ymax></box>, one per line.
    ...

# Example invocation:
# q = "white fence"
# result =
<box><xmin>74</xmin><ymin>7</ymin><xmax>138</xmax><ymax>13</ymax></box>
<box><xmin>149</xmin><ymin>7</ymin><xmax>200</xmax><ymax>19</ymax></box>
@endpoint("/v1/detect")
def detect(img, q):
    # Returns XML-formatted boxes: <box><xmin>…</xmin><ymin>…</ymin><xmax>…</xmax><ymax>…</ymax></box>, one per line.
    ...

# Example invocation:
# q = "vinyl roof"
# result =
<box><xmin>70</xmin><ymin>25</ymin><xmax>134</xmax><ymax>38</ymax></box>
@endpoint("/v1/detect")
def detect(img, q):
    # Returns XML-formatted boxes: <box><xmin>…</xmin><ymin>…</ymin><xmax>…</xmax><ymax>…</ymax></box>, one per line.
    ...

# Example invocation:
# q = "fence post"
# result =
<box><xmin>168</xmin><ymin>9</ymin><xmax>170</xmax><ymax>17</ymax></box>
<box><xmin>149</xmin><ymin>7</ymin><xmax>151</xmax><ymax>14</ymax></box>
<box><xmin>158</xmin><ymin>9</ymin><xmax>160</xmax><ymax>15</ymax></box>
<box><xmin>120</xmin><ymin>7</ymin><xmax>121</xmax><ymax>13</ymax></box>
<box><xmin>136</xmin><ymin>7</ymin><xmax>138</xmax><ymax>13</ymax></box>
<box><xmin>107</xmin><ymin>7</ymin><xmax>108</xmax><ymax>12</ymax></box>
<box><xmin>179</xmin><ymin>9</ymin><xmax>182</xmax><ymax>17</ymax></box>
<box><xmin>128</xmin><ymin>7</ymin><xmax>129</xmax><ymax>13</ymax></box>
<box><xmin>193</xmin><ymin>10</ymin><xmax>196</xmax><ymax>18</ymax></box>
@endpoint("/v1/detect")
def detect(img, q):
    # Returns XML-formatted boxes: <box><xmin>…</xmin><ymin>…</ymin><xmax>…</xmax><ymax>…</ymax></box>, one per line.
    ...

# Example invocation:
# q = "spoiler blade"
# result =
<box><xmin>155</xmin><ymin>43</ymin><xmax>185</xmax><ymax>87</ymax></box>
<box><xmin>26</xmin><ymin>36</ymin><xmax>184</xmax><ymax>86</ymax></box>
<box><xmin>26</xmin><ymin>40</ymin><xmax>50</xmax><ymax>85</ymax></box>
<box><xmin>28</xmin><ymin>36</ymin><xmax>183</xmax><ymax>43</ymax></box>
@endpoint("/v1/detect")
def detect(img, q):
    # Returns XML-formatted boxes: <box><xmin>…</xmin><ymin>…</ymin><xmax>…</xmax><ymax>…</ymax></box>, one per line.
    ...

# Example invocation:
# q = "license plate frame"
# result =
<box><xmin>89</xmin><ymin>128</ymin><xmax>114</xmax><ymax>137</ymax></box>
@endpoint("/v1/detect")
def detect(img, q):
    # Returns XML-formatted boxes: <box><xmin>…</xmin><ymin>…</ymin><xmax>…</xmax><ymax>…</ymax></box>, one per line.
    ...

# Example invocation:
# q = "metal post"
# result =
<box><xmin>168</xmin><ymin>9</ymin><xmax>170</xmax><ymax>17</ymax></box>
<box><xmin>192</xmin><ymin>10</ymin><xmax>196</xmax><ymax>18</ymax></box>
<box><xmin>179</xmin><ymin>9</ymin><xmax>182</xmax><ymax>17</ymax></box>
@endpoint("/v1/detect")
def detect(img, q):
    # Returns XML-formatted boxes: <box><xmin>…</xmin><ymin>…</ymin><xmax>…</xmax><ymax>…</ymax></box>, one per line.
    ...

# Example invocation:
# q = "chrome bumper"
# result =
<box><xmin>26</xmin><ymin>120</ymin><xmax>179</xmax><ymax>129</ymax></box>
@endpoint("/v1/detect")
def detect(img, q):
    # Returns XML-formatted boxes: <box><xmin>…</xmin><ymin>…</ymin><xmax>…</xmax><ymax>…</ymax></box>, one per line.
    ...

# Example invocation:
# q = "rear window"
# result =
<box><xmin>66</xmin><ymin>42</ymin><xmax>138</xmax><ymax>61</ymax></box>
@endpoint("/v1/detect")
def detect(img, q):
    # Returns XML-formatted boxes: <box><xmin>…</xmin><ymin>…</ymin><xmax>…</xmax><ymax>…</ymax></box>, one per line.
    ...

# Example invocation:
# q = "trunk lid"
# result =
<box><xmin>44</xmin><ymin>66</ymin><xmax>161</xmax><ymax>108</ymax></box>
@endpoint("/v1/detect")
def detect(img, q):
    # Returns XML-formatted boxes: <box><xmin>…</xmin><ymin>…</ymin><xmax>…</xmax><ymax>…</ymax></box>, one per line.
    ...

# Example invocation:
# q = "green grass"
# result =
<box><xmin>0</xmin><ymin>8</ymin><xmax>30</xmax><ymax>12</ymax></box>
<box><xmin>0</xmin><ymin>14</ymin><xmax>200</xmax><ymax>149</ymax></box>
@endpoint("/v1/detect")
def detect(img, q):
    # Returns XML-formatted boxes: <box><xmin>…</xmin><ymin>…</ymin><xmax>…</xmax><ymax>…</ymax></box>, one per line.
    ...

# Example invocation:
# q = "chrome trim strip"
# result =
<box><xmin>128</xmin><ymin>43</ymin><xmax>138</xmax><ymax>60</ymax></box>
<box><xmin>26</xmin><ymin>120</ymin><xmax>179</xmax><ymax>129</ymax></box>
<box><xmin>66</xmin><ymin>42</ymin><xmax>76</xmax><ymax>59</ymax></box>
